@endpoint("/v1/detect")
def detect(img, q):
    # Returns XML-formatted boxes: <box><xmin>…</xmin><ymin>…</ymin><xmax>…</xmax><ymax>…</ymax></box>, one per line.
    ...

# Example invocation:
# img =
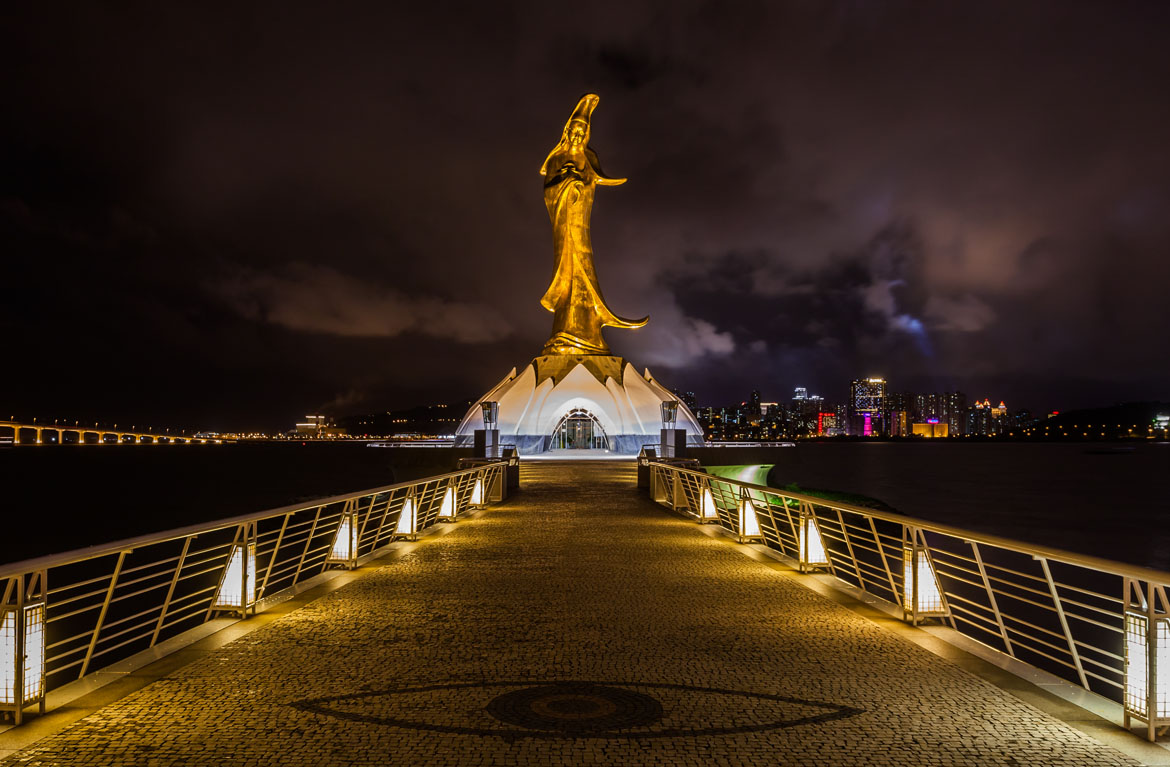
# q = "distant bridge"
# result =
<box><xmin>0</xmin><ymin>420</ymin><xmax>223</xmax><ymax>445</ymax></box>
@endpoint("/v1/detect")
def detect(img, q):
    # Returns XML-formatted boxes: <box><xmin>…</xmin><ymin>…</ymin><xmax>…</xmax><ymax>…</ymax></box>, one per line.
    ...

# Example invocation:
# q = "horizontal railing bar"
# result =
<box><xmin>0</xmin><ymin>462</ymin><xmax>506</xmax><ymax>578</ymax></box>
<box><xmin>650</xmin><ymin>462</ymin><xmax>1170</xmax><ymax>585</ymax></box>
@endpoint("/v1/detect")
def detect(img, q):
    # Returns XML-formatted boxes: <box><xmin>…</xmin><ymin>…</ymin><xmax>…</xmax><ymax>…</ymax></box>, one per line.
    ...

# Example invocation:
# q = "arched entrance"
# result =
<box><xmin>550</xmin><ymin>409</ymin><xmax>611</xmax><ymax>450</ymax></box>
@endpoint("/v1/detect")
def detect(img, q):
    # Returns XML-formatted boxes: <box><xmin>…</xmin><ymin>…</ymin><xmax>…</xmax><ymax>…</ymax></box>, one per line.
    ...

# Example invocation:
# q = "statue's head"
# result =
<box><xmin>563</xmin><ymin>94</ymin><xmax>600</xmax><ymax>146</ymax></box>
<box><xmin>541</xmin><ymin>94</ymin><xmax>600</xmax><ymax>176</ymax></box>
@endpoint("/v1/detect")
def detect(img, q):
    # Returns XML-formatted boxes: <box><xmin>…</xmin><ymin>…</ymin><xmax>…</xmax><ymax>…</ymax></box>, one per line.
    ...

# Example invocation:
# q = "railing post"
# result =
<box><xmin>81</xmin><ymin>551</ymin><xmax>127</xmax><ymax>677</ymax></box>
<box><xmin>260</xmin><ymin>513</ymin><xmax>292</xmax><ymax>597</ymax></box>
<box><xmin>969</xmin><ymin>541</ymin><xmax>1013</xmax><ymax>657</ymax></box>
<box><xmin>1038</xmin><ymin>557</ymin><xmax>1087</xmax><ymax>689</ymax></box>
<box><xmin>151</xmin><ymin>537</ymin><xmax>191</xmax><ymax>647</ymax></box>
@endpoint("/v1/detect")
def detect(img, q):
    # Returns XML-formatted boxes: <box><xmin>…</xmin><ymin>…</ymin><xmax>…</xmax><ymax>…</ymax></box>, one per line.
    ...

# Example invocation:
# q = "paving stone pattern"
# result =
<box><xmin>4</xmin><ymin>462</ymin><xmax>1139</xmax><ymax>765</ymax></box>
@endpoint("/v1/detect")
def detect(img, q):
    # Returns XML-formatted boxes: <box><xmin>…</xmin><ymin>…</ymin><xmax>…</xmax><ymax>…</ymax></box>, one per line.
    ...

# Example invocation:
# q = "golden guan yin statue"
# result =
<box><xmin>539</xmin><ymin>93</ymin><xmax>648</xmax><ymax>356</ymax></box>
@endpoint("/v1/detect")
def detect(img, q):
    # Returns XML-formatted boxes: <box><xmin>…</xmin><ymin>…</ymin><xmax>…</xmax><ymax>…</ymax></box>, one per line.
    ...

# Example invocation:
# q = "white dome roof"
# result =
<box><xmin>456</xmin><ymin>356</ymin><xmax>703</xmax><ymax>445</ymax></box>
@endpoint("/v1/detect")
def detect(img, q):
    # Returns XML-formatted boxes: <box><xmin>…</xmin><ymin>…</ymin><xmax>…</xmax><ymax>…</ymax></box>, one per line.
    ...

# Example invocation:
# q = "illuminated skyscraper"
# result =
<box><xmin>850</xmin><ymin>377</ymin><xmax>887</xmax><ymax>436</ymax></box>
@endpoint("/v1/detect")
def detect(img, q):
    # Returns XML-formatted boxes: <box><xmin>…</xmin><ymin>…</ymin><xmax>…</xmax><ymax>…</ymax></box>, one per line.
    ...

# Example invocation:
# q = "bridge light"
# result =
<box><xmin>438</xmin><ymin>485</ymin><xmax>457</xmax><ymax>520</ymax></box>
<box><xmin>737</xmin><ymin>494</ymin><xmax>761</xmax><ymax>543</ymax></box>
<box><xmin>1</xmin><ymin>602</ymin><xmax>45</xmax><ymax>722</ymax></box>
<box><xmin>470</xmin><ymin>478</ymin><xmax>484</xmax><ymax>508</ymax></box>
<box><xmin>393</xmin><ymin>496</ymin><xmax>417</xmax><ymax>540</ymax></box>
<box><xmin>902</xmin><ymin>529</ymin><xmax>947</xmax><ymax>625</ymax></box>
<box><xmin>798</xmin><ymin>506</ymin><xmax>829</xmax><ymax>572</ymax></box>
<box><xmin>214</xmin><ymin>542</ymin><xmax>256</xmax><ymax>614</ymax></box>
<box><xmin>701</xmin><ymin>487</ymin><xmax>718</xmax><ymax>522</ymax></box>
<box><xmin>327</xmin><ymin>506</ymin><xmax>359</xmax><ymax>569</ymax></box>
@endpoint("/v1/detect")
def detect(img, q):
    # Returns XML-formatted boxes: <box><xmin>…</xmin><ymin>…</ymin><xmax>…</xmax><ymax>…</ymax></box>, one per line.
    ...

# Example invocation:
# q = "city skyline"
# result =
<box><xmin>4</xmin><ymin>3</ymin><xmax>1169</xmax><ymax>432</ymax></box>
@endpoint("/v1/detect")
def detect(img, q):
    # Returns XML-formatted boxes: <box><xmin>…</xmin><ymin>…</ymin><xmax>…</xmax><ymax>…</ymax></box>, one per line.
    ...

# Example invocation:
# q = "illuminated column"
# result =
<box><xmin>34</xmin><ymin>428</ymin><xmax>42</xmax><ymax>445</ymax></box>
<box><xmin>469</xmin><ymin>477</ymin><xmax>485</xmax><ymax>509</ymax></box>
<box><xmin>671</xmin><ymin>473</ymin><xmax>687</xmax><ymax>513</ymax></box>
<box><xmin>699</xmin><ymin>485</ymin><xmax>718</xmax><ymax>524</ymax></box>
<box><xmin>327</xmin><ymin>502</ymin><xmax>360</xmax><ymax>569</ymax></box>
<box><xmin>902</xmin><ymin>527</ymin><xmax>948</xmax><ymax>625</ymax></box>
<box><xmin>392</xmin><ymin>494</ymin><xmax>418</xmax><ymax>541</ymax></box>
<box><xmin>55</xmin><ymin>429</ymin><xmax>62</xmax><ymax>444</ymax></box>
<box><xmin>10</xmin><ymin>427</ymin><xmax>20</xmax><ymax>445</ymax></box>
<box><xmin>797</xmin><ymin>502</ymin><xmax>829</xmax><ymax>573</ymax></box>
<box><xmin>1</xmin><ymin>572</ymin><xmax>47</xmax><ymax>725</ymax></box>
<box><xmin>737</xmin><ymin>490</ymin><xmax>761</xmax><ymax>543</ymax></box>
<box><xmin>1123</xmin><ymin>579</ymin><xmax>1170</xmax><ymax>742</ymax></box>
<box><xmin>437</xmin><ymin>485</ymin><xmax>457</xmax><ymax>521</ymax></box>
<box><xmin>213</xmin><ymin>523</ymin><xmax>258</xmax><ymax>617</ymax></box>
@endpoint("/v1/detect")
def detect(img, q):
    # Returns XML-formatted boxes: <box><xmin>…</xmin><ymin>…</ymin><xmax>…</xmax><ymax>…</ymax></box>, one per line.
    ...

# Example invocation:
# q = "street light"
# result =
<box><xmin>1</xmin><ymin>600</ymin><xmax>45</xmax><ymax>725</ymax></box>
<box><xmin>737</xmin><ymin>491</ymin><xmax>761</xmax><ymax>543</ymax></box>
<box><xmin>797</xmin><ymin>504</ymin><xmax>829</xmax><ymax>573</ymax></box>
<box><xmin>1123</xmin><ymin>580</ymin><xmax>1170</xmax><ymax>741</ymax></box>
<box><xmin>438</xmin><ymin>485</ymin><xmax>457</xmax><ymax>521</ymax></box>
<box><xmin>214</xmin><ymin>530</ymin><xmax>257</xmax><ymax>616</ymax></box>
<box><xmin>393</xmin><ymin>495</ymin><xmax>418</xmax><ymax>540</ymax></box>
<box><xmin>902</xmin><ymin>527</ymin><xmax>947</xmax><ymax>625</ymax></box>
<box><xmin>327</xmin><ymin>504</ymin><xmax>359</xmax><ymax>569</ymax></box>
<box><xmin>700</xmin><ymin>486</ymin><xmax>719</xmax><ymax>523</ymax></box>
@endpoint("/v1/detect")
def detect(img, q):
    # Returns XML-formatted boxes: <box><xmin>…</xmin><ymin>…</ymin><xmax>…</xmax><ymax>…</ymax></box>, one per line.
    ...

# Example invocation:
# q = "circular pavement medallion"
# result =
<box><xmin>485</xmin><ymin>682</ymin><xmax>663</xmax><ymax>733</ymax></box>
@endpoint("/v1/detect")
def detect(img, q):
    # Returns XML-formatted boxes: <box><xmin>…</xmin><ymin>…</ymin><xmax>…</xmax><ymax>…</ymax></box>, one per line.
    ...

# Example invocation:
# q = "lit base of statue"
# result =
<box><xmin>454</xmin><ymin>356</ymin><xmax>704</xmax><ymax>456</ymax></box>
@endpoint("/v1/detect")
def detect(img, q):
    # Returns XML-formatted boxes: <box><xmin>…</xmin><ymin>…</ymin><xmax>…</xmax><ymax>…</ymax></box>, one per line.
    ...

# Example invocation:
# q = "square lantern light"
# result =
<box><xmin>737</xmin><ymin>493</ymin><xmax>761</xmax><ymax>543</ymax></box>
<box><xmin>1123</xmin><ymin>581</ymin><xmax>1170</xmax><ymax>741</ymax></box>
<box><xmin>660</xmin><ymin>401</ymin><xmax>678</xmax><ymax>427</ymax></box>
<box><xmin>700</xmin><ymin>486</ymin><xmax>719</xmax><ymax>523</ymax></box>
<box><xmin>902</xmin><ymin>529</ymin><xmax>948</xmax><ymax>625</ymax></box>
<box><xmin>480</xmin><ymin>401</ymin><xmax>499</xmax><ymax>431</ymax></box>
<box><xmin>214</xmin><ymin>542</ymin><xmax>257</xmax><ymax>614</ymax></box>
<box><xmin>1</xmin><ymin>602</ymin><xmax>45</xmax><ymax>724</ymax></box>
<box><xmin>327</xmin><ymin>506</ymin><xmax>360</xmax><ymax>569</ymax></box>
<box><xmin>438</xmin><ymin>485</ymin><xmax>457</xmax><ymax>521</ymax></box>
<box><xmin>797</xmin><ymin>506</ymin><xmax>829</xmax><ymax>573</ymax></box>
<box><xmin>393</xmin><ymin>496</ymin><xmax>418</xmax><ymax>540</ymax></box>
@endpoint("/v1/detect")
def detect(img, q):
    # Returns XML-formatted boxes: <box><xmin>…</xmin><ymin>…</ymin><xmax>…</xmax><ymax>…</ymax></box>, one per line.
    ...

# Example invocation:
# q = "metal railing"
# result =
<box><xmin>646</xmin><ymin>460</ymin><xmax>1170</xmax><ymax>741</ymax></box>
<box><xmin>1</xmin><ymin>460</ymin><xmax>508</xmax><ymax>725</ymax></box>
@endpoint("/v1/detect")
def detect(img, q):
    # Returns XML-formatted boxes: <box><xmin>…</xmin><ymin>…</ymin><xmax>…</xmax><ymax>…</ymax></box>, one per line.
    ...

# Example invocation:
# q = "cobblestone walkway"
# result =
<box><xmin>4</xmin><ymin>462</ymin><xmax>1138</xmax><ymax>766</ymax></box>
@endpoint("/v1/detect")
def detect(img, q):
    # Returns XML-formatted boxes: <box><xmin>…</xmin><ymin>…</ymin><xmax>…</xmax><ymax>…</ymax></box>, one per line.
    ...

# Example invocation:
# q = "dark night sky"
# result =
<box><xmin>3</xmin><ymin>2</ymin><xmax>1169</xmax><ymax>431</ymax></box>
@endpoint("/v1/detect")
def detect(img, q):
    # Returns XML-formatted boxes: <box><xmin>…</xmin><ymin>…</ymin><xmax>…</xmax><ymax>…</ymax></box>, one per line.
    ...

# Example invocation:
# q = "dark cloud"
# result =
<box><xmin>2</xmin><ymin>1</ymin><xmax>1168</xmax><ymax>429</ymax></box>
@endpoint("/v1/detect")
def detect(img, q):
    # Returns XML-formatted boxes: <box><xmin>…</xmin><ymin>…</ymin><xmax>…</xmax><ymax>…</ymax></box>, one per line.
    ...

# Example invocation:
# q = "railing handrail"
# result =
<box><xmin>0</xmin><ymin>461</ymin><xmax>508</xmax><ymax>579</ymax></box>
<box><xmin>649</xmin><ymin>460</ymin><xmax>1170</xmax><ymax>587</ymax></box>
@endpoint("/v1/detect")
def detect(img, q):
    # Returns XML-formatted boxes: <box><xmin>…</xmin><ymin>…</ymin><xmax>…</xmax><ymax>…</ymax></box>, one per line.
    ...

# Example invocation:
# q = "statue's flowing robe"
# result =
<box><xmin>540</xmin><ymin>147</ymin><xmax>645</xmax><ymax>356</ymax></box>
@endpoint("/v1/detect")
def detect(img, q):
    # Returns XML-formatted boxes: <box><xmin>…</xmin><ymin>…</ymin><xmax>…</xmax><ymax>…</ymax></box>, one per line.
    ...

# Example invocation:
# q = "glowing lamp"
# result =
<box><xmin>438</xmin><ymin>485</ymin><xmax>457</xmax><ymax>521</ymax></box>
<box><xmin>327</xmin><ymin>507</ymin><xmax>359</xmax><ymax>569</ymax></box>
<box><xmin>797</xmin><ymin>508</ymin><xmax>829</xmax><ymax>572</ymax></box>
<box><xmin>737</xmin><ymin>495</ymin><xmax>761</xmax><ymax>542</ymax></box>
<box><xmin>902</xmin><ymin>532</ymin><xmax>947</xmax><ymax>624</ymax></box>
<box><xmin>393</xmin><ymin>496</ymin><xmax>417</xmax><ymax>540</ymax></box>
<box><xmin>214</xmin><ymin>543</ymin><xmax>256</xmax><ymax>614</ymax></box>
<box><xmin>1</xmin><ymin>602</ymin><xmax>45</xmax><ymax>723</ymax></box>
<box><xmin>1123</xmin><ymin>602</ymin><xmax>1170</xmax><ymax>740</ymax></box>
<box><xmin>470</xmin><ymin>478</ymin><xmax>484</xmax><ymax>508</ymax></box>
<box><xmin>700</xmin><ymin>487</ymin><xmax>718</xmax><ymax>523</ymax></box>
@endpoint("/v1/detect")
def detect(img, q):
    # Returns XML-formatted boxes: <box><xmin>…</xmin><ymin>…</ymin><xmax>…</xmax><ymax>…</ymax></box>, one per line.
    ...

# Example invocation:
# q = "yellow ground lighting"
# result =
<box><xmin>798</xmin><ymin>512</ymin><xmax>829</xmax><ymax>572</ymax></box>
<box><xmin>0</xmin><ymin>603</ymin><xmax>44</xmax><ymax>710</ymax></box>
<box><xmin>394</xmin><ymin>497</ymin><xmax>417</xmax><ymax>538</ymax></box>
<box><xmin>701</xmin><ymin>487</ymin><xmax>718</xmax><ymax>522</ymax></box>
<box><xmin>214</xmin><ymin>543</ymin><xmax>256</xmax><ymax>611</ymax></box>
<box><xmin>1124</xmin><ymin>611</ymin><xmax>1170</xmax><ymax>738</ymax></box>
<box><xmin>327</xmin><ymin>509</ymin><xmax>359</xmax><ymax>568</ymax></box>
<box><xmin>438</xmin><ymin>486</ymin><xmax>456</xmax><ymax>520</ymax></box>
<box><xmin>902</xmin><ymin>542</ymin><xmax>947</xmax><ymax>624</ymax></box>
<box><xmin>738</xmin><ymin>497</ymin><xmax>761</xmax><ymax>541</ymax></box>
